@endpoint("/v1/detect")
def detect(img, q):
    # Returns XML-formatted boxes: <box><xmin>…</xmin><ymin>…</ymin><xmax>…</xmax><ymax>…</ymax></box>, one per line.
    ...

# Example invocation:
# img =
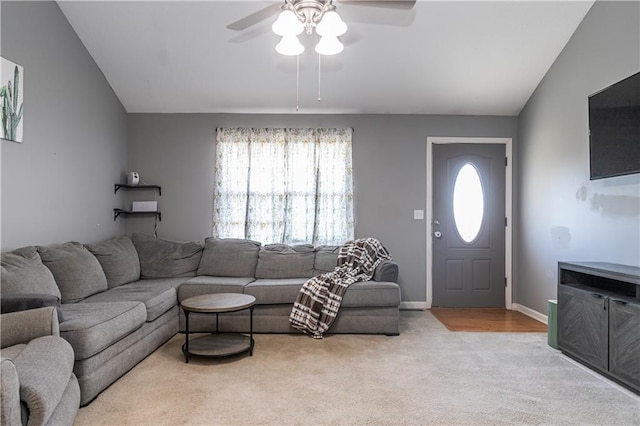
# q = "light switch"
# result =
<box><xmin>413</xmin><ymin>210</ymin><xmax>424</xmax><ymax>220</ymax></box>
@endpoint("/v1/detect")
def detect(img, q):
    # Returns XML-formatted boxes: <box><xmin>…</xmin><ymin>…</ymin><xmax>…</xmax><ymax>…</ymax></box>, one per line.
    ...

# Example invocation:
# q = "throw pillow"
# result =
<box><xmin>131</xmin><ymin>233</ymin><xmax>203</xmax><ymax>279</ymax></box>
<box><xmin>197</xmin><ymin>238</ymin><xmax>261</xmax><ymax>277</ymax></box>
<box><xmin>37</xmin><ymin>242</ymin><xmax>108</xmax><ymax>303</ymax></box>
<box><xmin>1</xmin><ymin>246</ymin><xmax>62</xmax><ymax>299</ymax></box>
<box><xmin>85</xmin><ymin>235</ymin><xmax>140</xmax><ymax>288</ymax></box>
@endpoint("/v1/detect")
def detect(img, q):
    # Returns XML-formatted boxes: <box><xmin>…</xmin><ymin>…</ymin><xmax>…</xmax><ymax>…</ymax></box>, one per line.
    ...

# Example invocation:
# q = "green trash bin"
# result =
<box><xmin>548</xmin><ymin>299</ymin><xmax>558</xmax><ymax>349</ymax></box>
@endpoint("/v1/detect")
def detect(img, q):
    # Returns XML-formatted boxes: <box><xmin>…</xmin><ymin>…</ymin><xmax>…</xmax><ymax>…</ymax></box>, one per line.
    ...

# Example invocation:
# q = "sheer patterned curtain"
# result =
<box><xmin>213</xmin><ymin>127</ymin><xmax>354</xmax><ymax>245</ymax></box>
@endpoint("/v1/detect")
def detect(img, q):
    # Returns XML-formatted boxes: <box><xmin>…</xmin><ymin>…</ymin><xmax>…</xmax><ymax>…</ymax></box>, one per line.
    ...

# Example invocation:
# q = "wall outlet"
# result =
<box><xmin>413</xmin><ymin>210</ymin><xmax>424</xmax><ymax>220</ymax></box>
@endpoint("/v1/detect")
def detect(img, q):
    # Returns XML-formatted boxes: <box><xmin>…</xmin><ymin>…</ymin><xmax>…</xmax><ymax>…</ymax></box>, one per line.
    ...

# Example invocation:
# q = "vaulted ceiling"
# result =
<box><xmin>57</xmin><ymin>1</ymin><xmax>594</xmax><ymax>115</ymax></box>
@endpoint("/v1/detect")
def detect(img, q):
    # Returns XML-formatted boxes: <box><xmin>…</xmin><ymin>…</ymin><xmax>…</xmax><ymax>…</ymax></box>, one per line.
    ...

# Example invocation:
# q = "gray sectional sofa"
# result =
<box><xmin>1</xmin><ymin>233</ymin><xmax>400</xmax><ymax>422</ymax></box>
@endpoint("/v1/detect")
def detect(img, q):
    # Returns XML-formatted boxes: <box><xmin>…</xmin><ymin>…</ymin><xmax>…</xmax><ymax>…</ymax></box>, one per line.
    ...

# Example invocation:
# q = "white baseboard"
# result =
<box><xmin>400</xmin><ymin>301</ymin><xmax>428</xmax><ymax>310</ymax></box>
<box><xmin>512</xmin><ymin>303</ymin><xmax>548</xmax><ymax>325</ymax></box>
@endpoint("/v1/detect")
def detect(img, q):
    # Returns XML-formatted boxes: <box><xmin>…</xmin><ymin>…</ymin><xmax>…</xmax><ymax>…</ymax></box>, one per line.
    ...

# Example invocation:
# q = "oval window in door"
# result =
<box><xmin>453</xmin><ymin>162</ymin><xmax>484</xmax><ymax>243</ymax></box>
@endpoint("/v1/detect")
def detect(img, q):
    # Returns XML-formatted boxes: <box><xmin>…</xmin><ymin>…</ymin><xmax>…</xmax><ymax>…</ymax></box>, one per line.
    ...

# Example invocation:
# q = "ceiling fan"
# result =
<box><xmin>227</xmin><ymin>0</ymin><xmax>416</xmax><ymax>33</ymax></box>
<box><xmin>227</xmin><ymin>0</ymin><xmax>415</xmax><ymax>108</ymax></box>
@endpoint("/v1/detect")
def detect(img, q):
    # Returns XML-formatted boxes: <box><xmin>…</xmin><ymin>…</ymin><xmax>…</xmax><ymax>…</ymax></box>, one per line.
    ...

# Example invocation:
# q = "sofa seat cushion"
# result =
<box><xmin>341</xmin><ymin>281</ymin><xmax>401</xmax><ymax>308</ymax></box>
<box><xmin>11</xmin><ymin>335</ymin><xmax>75</xmax><ymax>426</ymax></box>
<box><xmin>81</xmin><ymin>278</ymin><xmax>184</xmax><ymax>322</ymax></box>
<box><xmin>59</xmin><ymin>302</ymin><xmax>146</xmax><ymax>360</ymax></box>
<box><xmin>37</xmin><ymin>242</ymin><xmax>108</xmax><ymax>303</ymax></box>
<box><xmin>85</xmin><ymin>236</ymin><xmax>140</xmax><ymax>288</ymax></box>
<box><xmin>179</xmin><ymin>276</ymin><xmax>255</xmax><ymax>302</ymax></box>
<box><xmin>1</xmin><ymin>246</ymin><xmax>62</xmax><ymax>299</ymax></box>
<box><xmin>244</xmin><ymin>278</ymin><xmax>307</xmax><ymax>304</ymax></box>
<box><xmin>80</xmin><ymin>278</ymin><xmax>184</xmax><ymax>322</ymax></box>
<box><xmin>0</xmin><ymin>344</ymin><xmax>25</xmax><ymax>360</ymax></box>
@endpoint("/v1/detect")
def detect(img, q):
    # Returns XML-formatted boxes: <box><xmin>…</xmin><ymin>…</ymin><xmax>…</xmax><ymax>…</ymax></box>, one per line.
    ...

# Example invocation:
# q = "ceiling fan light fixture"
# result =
<box><xmin>315</xmin><ymin>11</ymin><xmax>347</xmax><ymax>37</ymax></box>
<box><xmin>272</xmin><ymin>10</ymin><xmax>304</xmax><ymax>36</ymax></box>
<box><xmin>276</xmin><ymin>35</ymin><xmax>305</xmax><ymax>56</ymax></box>
<box><xmin>315</xmin><ymin>35</ymin><xmax>343</xmax><ymax>56</ymax></box>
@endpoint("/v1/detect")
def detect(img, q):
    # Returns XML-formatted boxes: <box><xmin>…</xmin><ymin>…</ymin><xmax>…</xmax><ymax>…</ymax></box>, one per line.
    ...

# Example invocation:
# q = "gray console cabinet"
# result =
<box><xmin>609</xmin><ymin>296</ymin><xmax>640</xmax><ymax>390</ymax></box>
<box><xmin>557</xmin><ymin>262</ymin><xmax>640</xmax><ymax>394</ymax></box>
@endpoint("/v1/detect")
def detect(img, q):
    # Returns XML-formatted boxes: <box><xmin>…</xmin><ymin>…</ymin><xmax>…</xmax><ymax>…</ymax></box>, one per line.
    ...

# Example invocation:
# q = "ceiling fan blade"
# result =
<box><xmin>227</xmin><ymin>3</ymin><xmax>282</xmax><ymax>31</ymax></box>
<box><xmin>338</xmin><ymin>0</ymin><xmax>416</xmax><ymax>10</ymax></box>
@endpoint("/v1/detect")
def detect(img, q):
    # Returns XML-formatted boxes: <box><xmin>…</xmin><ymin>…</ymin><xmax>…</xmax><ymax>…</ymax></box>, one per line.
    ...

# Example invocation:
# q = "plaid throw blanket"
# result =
<box><xmin>289</xmin><ymin>238</ymin><xmax>392</xmax><ymax>339</ymax></box>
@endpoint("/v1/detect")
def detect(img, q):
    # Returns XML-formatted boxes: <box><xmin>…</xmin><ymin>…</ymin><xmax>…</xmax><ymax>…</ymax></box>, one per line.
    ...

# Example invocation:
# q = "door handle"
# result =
<box><xmin>434</xmin><ymin>231</ymin><xmax>442</xmax><ymax>239</ymax></box>
<box><xmin>590</xmin><ymin>293</ymin><xmax>603</xmax><ymax>299</ymax></box>
<box><xmin>612</xmin><ymin>299</ymin><xmax>627</xmax><ymax>306</ymax></box>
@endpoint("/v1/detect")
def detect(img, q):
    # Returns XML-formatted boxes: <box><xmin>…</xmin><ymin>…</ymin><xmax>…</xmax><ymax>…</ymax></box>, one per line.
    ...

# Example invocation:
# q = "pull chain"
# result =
<box><xmin>318</xmin><ymin>53</ymin><xmax>322</xmax><ymax>102</ymax></box>
<box><xmin>296</xmin><ymin>54</ymin><xmax>300</xmax><ymax>111</ymax></box>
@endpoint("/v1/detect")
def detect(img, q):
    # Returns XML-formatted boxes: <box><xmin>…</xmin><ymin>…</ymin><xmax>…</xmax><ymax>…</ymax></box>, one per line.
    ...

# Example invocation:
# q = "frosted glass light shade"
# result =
<box><xmin>276</xmin><ymin>35</ymin><xmax>304</xmax><ymax>56</ymax></box>
<box><xmin>315</xmin><ymin>35</ymin><xmax>343</xmax><ymax>55</ymax></box>
<box><xmin>315</xmin><ymin>11</ymin><xmax>347</xmax><ymax>37</ymax></box>
<box><xmin>272</xmin><ymin>10</ymin><xmax>304</xmax><ymax>36</ymax></box>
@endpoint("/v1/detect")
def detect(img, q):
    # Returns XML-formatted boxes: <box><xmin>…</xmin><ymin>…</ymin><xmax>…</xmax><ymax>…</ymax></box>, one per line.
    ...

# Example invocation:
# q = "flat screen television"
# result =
<box><xmin>588</xmin><ymin>71</ymin><xmax>640</xmax><ymax>180</ymax></box>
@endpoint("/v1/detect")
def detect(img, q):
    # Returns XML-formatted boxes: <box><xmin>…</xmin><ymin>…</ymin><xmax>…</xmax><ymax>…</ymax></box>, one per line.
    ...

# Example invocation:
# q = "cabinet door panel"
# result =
<box><xmin>609</xmin><ymin>298</ymin><xmax>640</xmax><ymax>392</ymax></box>
<box><xmin>558</xmin><ymin>285</ymin><xmax>608</xmax><ymax>371</ymax></box>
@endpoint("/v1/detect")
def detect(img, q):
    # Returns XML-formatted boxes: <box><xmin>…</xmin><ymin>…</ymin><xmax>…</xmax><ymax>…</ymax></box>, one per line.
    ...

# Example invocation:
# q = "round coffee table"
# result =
<box><xmin>181</xmin><ymin>293</ymin><xmax>256</xmax><ymax>363</ymax></box>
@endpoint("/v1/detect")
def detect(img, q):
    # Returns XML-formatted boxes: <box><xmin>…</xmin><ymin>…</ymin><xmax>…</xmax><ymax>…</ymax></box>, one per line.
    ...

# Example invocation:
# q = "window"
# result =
<box><xmin>213</xmin><ymin>128</ymin><xmax>354</xmax><ymax>245</ymax></box>
<box><xmin>452</xmin><ymin>162</ymin><xmax>484</xmax><ymax>243</ymax></box>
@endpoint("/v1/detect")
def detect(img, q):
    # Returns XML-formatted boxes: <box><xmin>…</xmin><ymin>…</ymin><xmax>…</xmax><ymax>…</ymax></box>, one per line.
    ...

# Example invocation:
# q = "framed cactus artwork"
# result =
<box><xmin>1</xmin><ymin>57</ymin><xmax>24</xmax><ymax>143</ymax></box>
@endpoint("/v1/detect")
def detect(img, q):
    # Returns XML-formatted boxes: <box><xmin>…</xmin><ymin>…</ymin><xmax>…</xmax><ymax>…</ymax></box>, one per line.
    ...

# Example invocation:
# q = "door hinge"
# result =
<box><xmin>505</xmin><ymin>217</ymin><xmax>508</xmax><ymax>227</ymax></box>
<box><xmin>505</xmin><ymin>157</ymin><xmax>508</xmax><ymax>166</ymax></box>
<box><xmin>505</xmin><ymin>278</ymin><xmax>507</xmax><ymax>287</ymax></box>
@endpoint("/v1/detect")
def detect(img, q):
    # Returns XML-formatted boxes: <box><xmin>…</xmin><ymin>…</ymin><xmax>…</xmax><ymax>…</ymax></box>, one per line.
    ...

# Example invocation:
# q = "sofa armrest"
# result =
<box><xmin>373</xmin><ymin>260</ymin><xmax>399</xmax><ymax>282</ymax></box>
<box><xmin>0</xmin><ymin>307</ymin><xmax>60</xmax><ymax>349</ymax></box>
<box><xmin>1</xmin><ymin>357</ymin><xmax>23</xmax><ymax>426</ymax></box>
<box><xmin>1</xmin><ymin>294</ymin><xmax>64</xmax><ymax>323</ymax></box>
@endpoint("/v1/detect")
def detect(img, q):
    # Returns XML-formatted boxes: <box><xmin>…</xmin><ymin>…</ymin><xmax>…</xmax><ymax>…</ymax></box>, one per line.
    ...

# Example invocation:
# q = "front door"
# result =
<box><xmin>432</xmin><ymin>143</ymin><xmax>506</xmax><ymax>307</ymax></box>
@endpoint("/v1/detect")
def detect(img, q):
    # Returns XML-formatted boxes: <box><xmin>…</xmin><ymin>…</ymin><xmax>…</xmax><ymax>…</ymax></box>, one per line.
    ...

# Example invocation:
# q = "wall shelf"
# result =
<box><xmin>113</xmin><ymin>182</ymin><xmax>162</xmax><ymax>222</ymax></box>
<box><xmin>113</xmin><ymin>209</ymin><xmax>161</xmax><ymax>221</ymax></box>
<box><xmin>114</xmin><ymin>184</ymin><xmax>161</xmax><ymax>196</ymax></box>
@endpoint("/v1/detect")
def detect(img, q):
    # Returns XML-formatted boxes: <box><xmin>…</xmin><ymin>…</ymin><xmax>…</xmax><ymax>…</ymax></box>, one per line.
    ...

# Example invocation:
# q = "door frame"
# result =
<box><xmin>426</xmin><ymin>137</ymin><xmax>513</xmax><ymax>309</ymax></box>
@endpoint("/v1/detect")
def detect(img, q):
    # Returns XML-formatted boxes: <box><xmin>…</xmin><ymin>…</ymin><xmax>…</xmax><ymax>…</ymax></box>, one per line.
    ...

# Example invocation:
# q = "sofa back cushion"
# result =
<box><xmin>197</xmin><ymin>238</ymin><xmax>261</xmax><ymax>277</ymax></box>
<box><xmin>255</xmin><ymin>244</ymin><xmax>315</xmax><ymax>279</ymax></box>
<box><xmin>132</xmin><ymin>233</ymin><xmax>203</xmax><ymax>279</ymax></box>
<box><xmin>85</xmin><ymin>236</ymin><xmax>140</xmax><ymax>288</ymax></box>
<box><xmin>1</xmin><ymin>246</ymin><xmax>62</xmax><ymax>299</ymax></box>
<box><xmin>314</xmin><ymin>245</ymin><xmax>340</xmax><ymax>275</ymax></box>
<box><xmin>37</xmin><ymin>242</ymin><xmax>108</xmax><ymax>303</ymax></box>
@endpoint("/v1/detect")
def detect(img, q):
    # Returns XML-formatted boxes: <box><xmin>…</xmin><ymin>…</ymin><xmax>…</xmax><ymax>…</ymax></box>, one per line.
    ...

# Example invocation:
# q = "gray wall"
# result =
<box><xmin>127</xmin><ymin>113</ymin><xmax>517</xmax><ymax>303</ymax></box>
<box><xmin>1</xmin><ymin>1</ymin><xmax>128</xmax><ymax>251</ymax></box>
<box><xmin>517</xmin><ymin>1</ymin><xmax>640</xmax><ymax>314</ymax></box>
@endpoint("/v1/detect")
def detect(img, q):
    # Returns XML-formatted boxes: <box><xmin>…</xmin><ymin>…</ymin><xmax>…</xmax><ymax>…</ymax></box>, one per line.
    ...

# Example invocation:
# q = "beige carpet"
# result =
<box><xmin>75</xmin><ymin>311</ymin><xmax>640</xmax><ymax>425</ymax></box>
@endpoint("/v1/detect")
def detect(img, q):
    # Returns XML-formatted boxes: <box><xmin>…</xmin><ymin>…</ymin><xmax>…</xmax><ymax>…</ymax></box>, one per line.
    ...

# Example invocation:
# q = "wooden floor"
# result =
<box><xmin>429</xmin><ymin>308</ymin><xmax>547</xmax><ymax>332</ymax></box>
